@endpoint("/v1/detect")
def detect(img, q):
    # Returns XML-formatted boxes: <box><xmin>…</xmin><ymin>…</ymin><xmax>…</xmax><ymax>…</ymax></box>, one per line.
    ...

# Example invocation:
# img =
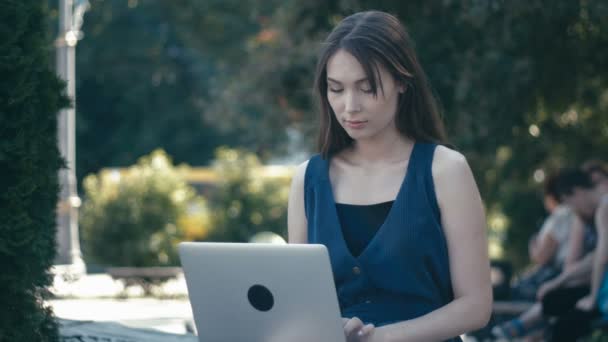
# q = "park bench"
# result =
<box><xmin>492</xmin><ymin>300</ymin><xmax>534</xmax><ymax>315</ymax></box>
<box><xmin>107</xmin><ymin>267</ymin><xmax>182</xmax><ymax>295</ymax></box>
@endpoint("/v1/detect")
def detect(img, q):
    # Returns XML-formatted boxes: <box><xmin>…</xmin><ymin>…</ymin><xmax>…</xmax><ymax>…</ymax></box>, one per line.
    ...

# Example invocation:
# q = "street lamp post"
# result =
<box><xmin>55</xmin><ymin>0</ymin><xmax>89</xmax><ymax>276</ymax></box>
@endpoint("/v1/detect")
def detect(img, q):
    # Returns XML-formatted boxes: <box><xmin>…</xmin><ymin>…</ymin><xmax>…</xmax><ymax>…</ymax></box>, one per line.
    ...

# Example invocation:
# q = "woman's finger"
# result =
<box><xmin>342</xmin><ymin>317</ymin><xmax>350</xmax><ymax>327</ymax></box>
<box><xmin>344</xmin><ymin>317</ymin><xmax>364</xmax><ymax>338</ymax></box>
<box><xmin>358</xmin><ymin>323</ymin><xmax>375</xmax><ymax>337</ymax></box>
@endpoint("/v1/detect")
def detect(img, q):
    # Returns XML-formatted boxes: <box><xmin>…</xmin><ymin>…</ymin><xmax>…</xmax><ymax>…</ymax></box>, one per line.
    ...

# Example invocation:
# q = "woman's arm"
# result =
<box><xmin>374</xmin><ymin>146</ymin><xmax>492</xmax><ymax>342</ymax></box>
<box><xmin>537</xmin><ymin>250</ymin><xmax>594</xmax><ymax>300</ymax></box>
<box><xmin>530</xmin><ymin>206</ymin><xmax>576</xmax><ymax>267</ymax></box>
<box><xmin>586</xmin><ymin>200</ymin><xmax>608</xmax><ymax>302</ymax></box>
<box><xmin>529</xmin><ymin>231</ymin><xmax>558</xmax><ymax>266</ymax></box>
<box><xmin>564</xmin><ymin>214</ymin><xmax>585</xmax><ymax>270</ymax></box>
<box><xmin>287</xmin><ymin>161</ymin><xmax>308</xmax><ymax>244</ymax></box>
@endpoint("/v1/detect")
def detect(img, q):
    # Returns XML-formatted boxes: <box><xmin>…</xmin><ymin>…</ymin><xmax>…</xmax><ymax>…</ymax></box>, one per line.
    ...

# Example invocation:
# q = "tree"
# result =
<box><xmin>56</xmin><ymin>0</ymin><xmax>608</xmax><ymax>267</ymax></box>
<box><xmin>215</xmin><ymin>0</ymin><xmax>608</xmax><ymax>267</ymax></box>
<box><xmin>0</xmin><ymin>1</ymin><xmax>69</xmax><ymax>340</ymax></box>
<box><xmin>71</xmin><ymin>0</ymin><xmax>282</xmax><ymax>182</ymax></box>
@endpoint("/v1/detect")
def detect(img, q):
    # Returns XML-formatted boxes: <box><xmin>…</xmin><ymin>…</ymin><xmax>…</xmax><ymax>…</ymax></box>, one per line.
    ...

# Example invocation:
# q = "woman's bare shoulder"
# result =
<box><xmin>288</xmin><ymin>160</ymin><xmax>310</xmax><ymax>244</ymax></box>
<box><xmin>291</xmin><ymin>160</ymin><xmax>310</xmax><ymax>187</ymax></box>
<box><xmin>431</xmin><ymin>145</ymin><xmax>480</xmax><ymax>211</ymax></box>
<box><xmin>432</xmin><ymin>145</ymin><xmax>468</xmax><ymax>178</ymax></box>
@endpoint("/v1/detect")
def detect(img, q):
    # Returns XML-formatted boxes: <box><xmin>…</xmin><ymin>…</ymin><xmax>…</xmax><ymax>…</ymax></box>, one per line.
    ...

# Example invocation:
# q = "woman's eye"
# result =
<box><xmin>329</xmin><ymin>88</ymin><xmax>343</xmax><ymax>93</ymax></box>
<box><xmin>361</xmin><ymin>88</ymin><xmax>373</xmax><ymax>94</ymax></box>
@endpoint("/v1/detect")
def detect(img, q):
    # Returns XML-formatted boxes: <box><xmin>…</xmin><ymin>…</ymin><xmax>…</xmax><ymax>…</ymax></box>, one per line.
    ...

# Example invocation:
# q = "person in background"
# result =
<box><xmin>537</xmin><ymin>167</ymin><xmax>608</xmax><ymax>341</ymax></box>
<box><xmin>582</xmin><ymin>160</ymin><xmax>608</xmax><ymax>193</ymax></box>
<box><xmin>492</xmin><ymin>172</ymin><xmax>582</xmax><ymax>340</ymax></box>
<box><xmin>512</xmin><ymin>173</ymin><xmax>579</xmax><ymax>301</ymax></box>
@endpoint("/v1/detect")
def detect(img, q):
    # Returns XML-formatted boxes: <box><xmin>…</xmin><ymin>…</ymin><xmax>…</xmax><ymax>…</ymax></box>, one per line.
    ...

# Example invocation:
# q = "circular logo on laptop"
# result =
<box><xmin>247</xmin><ymin>284</ymin><xmax>274</xmax><ymax>312</ymax></box>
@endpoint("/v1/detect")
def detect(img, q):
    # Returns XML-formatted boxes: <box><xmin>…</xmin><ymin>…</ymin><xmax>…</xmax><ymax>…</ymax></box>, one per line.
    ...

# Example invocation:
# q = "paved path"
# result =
<box><xmin>59</xmin><ymin>319</ymin><xmax>196</xmax><ymax>342</ymax></box>
<box><xmin>49</xmin><ymin>272</ymin><xmax>196</xmax><ymax>339</ymax></box>
<box><xmin>50</xmin><ymin>298</ymin><xmax>194</xmax><ymax>334</ymax></box>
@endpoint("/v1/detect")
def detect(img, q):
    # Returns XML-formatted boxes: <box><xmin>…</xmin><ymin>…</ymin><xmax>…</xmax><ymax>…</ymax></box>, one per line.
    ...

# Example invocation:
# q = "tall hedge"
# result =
<box><xmin>0</xmin><ymin>1</ymin><xmax>68</xmax><ymax>341</ymax></box>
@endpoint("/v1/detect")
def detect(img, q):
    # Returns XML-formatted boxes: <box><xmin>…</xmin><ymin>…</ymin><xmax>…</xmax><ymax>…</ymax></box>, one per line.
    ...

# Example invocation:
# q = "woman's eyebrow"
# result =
<box><xmin>327</xmin><ymin>77</ymin><xmax>369</xmax><ymax>84</ymax></box>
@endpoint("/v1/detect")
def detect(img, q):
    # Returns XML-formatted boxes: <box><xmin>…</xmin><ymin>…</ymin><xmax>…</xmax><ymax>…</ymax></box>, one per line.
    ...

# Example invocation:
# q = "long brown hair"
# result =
<box><xmin>313</xmin><ymin>11</ymin><xmax>448</xmax><ymax>157</ymax></box>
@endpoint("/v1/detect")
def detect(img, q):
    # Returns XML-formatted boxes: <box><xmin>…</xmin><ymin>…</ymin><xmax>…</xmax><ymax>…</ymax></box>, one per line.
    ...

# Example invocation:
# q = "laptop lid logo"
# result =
<box><xmin>248</xmin><ymin>284</ymin><xmax>274</xmax><ymax>312</ymax></box>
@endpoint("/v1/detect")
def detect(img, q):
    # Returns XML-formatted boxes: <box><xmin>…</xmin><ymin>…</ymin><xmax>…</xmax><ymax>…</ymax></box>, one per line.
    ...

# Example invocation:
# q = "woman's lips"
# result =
<box><xmin>345</xmin><ymin>120</ymin><xmax>368</xmax><ymax>129</ymax></box>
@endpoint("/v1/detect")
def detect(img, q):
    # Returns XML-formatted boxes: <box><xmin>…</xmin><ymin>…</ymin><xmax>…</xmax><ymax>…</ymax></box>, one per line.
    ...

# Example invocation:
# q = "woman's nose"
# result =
<box><xmin>344</xmin><ymin>92</ymin><xmax>361</xmax><ymax>113</ymax></box>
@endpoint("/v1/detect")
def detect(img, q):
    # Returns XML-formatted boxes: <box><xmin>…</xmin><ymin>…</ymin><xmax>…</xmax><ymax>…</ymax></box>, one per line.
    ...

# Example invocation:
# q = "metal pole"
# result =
<box><xmin>55</xmin><ymin>0</ymin><xmax>87</xmax><ymax>276</ymax></box>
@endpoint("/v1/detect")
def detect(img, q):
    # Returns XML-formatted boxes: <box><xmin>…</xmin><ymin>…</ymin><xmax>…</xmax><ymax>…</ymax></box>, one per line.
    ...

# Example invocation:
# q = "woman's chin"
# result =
<box><xmin>345</xmin><ymin>130</ymin><xmax>373</xmax><ymax>141</ymax></box>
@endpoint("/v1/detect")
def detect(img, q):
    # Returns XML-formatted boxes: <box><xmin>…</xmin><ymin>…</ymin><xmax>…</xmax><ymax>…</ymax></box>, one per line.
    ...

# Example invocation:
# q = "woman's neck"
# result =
<box><xmin>348</xmin><ymin>130</ymin><xmax>414</xmax><ymax>165</ymax></box>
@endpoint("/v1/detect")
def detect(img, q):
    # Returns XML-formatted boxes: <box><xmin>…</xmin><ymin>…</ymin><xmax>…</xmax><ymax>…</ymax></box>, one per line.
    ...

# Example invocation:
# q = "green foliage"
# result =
<box><xmin>590</xmin><ymin>330</ymin><xmax>608</xmax><ymax>342</ymax></box>
<box><xmin>63</xmin><ymin>0</ymin><xmax>608</xmax><ymax>267</ymax></box>
<box><xmin>68</xmin><ymin>0</ymin><xmax>282</xmax><ymax>182</ymax></box>
<box><xmin>211</xmin><ymin>1</ymin><xmax>608</xmax><ymax>268</ymax></box>
<box><xmin>0</xmin><ymin>1</ymin><xmax>68</xmax><ymax>340</ymax></box>
<box><xmin>206</xmin><ymin>147</ymin><xmax>290</xmax><ymax>242</ymax></box>
<box><xmin>80</xmin><ymin>150</ymin><xmax>209</xmax><ymax>267</ymax></box>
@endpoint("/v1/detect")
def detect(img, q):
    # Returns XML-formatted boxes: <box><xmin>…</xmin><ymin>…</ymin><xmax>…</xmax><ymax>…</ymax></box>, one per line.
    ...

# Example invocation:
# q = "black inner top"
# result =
<box><xmin>335</xmin><ymin>201</ymin><xmax>394</xmax><ymax>257</ymax></box>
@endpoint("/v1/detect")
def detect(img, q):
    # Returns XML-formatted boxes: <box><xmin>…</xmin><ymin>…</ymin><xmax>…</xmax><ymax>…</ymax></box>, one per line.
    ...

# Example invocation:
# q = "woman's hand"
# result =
<box><xmin>343</xmin><ymin>317</ymin><xmax>376</xmax><ymax>342</ymax></box>
<box><xmin>536</xmin><ymin>278</ymin><xmax>561</xmax><ymax>301</ymax></box>
<box><xmin>576</xmin><ymin>295</ymin><xmax>596</xmax><ymax>312</ymax></box>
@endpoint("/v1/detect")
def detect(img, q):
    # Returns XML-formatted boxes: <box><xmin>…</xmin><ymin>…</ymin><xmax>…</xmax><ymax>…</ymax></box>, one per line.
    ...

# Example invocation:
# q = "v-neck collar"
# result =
<box><xmin>325</xmin><ymin>142</ymin><xmax>418</xmax><ymax>261</ymax></box>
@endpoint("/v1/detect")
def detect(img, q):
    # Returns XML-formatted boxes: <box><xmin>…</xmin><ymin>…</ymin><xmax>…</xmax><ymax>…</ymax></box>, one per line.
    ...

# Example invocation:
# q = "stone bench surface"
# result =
<box><xmin>492</xmin><ymin>301</ymin><xmax>534</xmax><ymax>314</ymax></box>
<box><xmin>59</xmin><ymin>319</ymin><xmax>196</xmax><ymax>342</ymax></box>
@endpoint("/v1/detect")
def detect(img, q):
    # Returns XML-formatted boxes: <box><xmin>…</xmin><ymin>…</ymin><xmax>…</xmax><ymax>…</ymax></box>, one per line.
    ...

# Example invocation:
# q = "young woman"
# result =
<box><xmin>288</xmin><ymin>11</ymin><xmax>492</xmax><ymax>342</ymax></box>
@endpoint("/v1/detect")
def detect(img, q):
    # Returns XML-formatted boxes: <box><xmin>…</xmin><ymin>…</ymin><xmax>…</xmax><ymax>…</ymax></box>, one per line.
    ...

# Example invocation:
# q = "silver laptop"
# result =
<box><xmin>178</xmin><ymin>242</ymin><xmax>346</xmax><ymax>342</ymax></box>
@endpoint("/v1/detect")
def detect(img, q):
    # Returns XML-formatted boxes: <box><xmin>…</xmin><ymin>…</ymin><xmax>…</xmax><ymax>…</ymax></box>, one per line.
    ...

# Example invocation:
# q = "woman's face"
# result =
<box><xmin>543</xmin><ymin>194</ymin><xmax>559</xmax><ymax>213</ymax></box>
<box><xmin>326</xmin><ymin>49</ymin><xmax>403</xmax><ymax>141</ymax></box>
<box><xmin>563</xmin><ymin>188</ymin><xmax>594</xmax><ymax>219</ymax></box>
<box><xmin>591</xmin><ymin>171</ymin><xmax>608</xmax><ymax>193</ymax></box>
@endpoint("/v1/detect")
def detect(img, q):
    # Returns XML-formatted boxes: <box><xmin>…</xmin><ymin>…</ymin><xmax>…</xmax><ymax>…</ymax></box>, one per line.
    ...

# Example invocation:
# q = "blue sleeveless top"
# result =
<box><xmin>305</xmin><ymin>142</ymin><xmax>460</xmax><ymax>340</ymax></box>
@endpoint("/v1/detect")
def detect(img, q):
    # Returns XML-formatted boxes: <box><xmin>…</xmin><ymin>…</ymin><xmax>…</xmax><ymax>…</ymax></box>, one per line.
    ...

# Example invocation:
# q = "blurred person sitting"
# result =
<box><xmin>492</xmin><ymin>172</ymin><xmax>583</xmax><ymax>339</ymax></box>
<box><xmin>535</xmin><ymin>167</ymin><xmax>608</xmax><ymax>341</ymax></box>
<box><xmin>510</xmin><ymin>173</ymin><xmax>578</xmax><ymax>302</ymax></box>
